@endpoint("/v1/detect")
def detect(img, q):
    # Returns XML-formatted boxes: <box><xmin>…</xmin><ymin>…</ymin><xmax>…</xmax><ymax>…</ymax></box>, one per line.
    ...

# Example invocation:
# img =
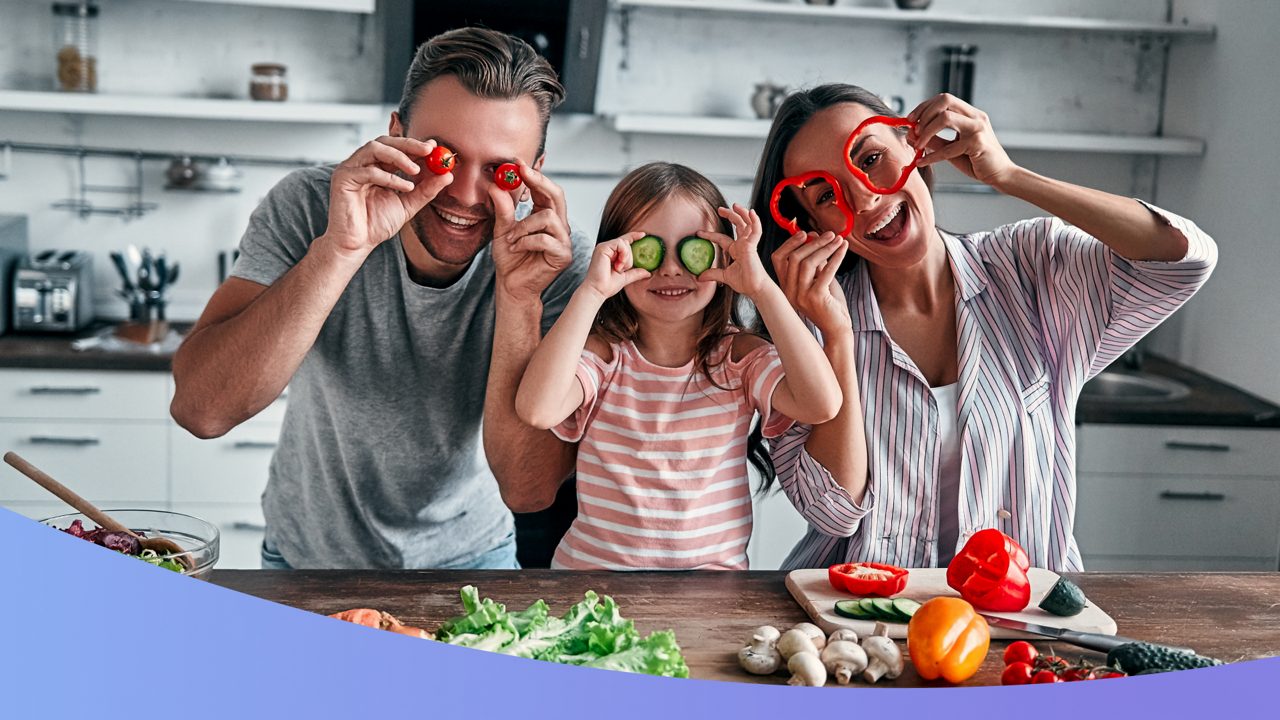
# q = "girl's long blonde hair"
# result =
<box><xmin>593</xmin><ymin>162</ymin><xmax>775</xmax><ymax>488</ymax></box>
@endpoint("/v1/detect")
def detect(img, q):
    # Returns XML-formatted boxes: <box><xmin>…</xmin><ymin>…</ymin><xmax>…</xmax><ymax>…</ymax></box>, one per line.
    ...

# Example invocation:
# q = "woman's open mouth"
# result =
<box><xmin>863</xmin><ymin>201</ymin><xmax>909</xmax><ymax>246</ymax></box>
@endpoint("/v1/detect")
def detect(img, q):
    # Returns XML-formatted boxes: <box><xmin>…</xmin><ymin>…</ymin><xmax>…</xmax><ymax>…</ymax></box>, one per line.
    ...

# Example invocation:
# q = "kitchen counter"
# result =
<box><xmin>212</xmin><ymin>569</ymin><xmax>1280</xmax><ymax>685</ymax></box>
<box><xmin>1078</xmin><ymin>355</ymin><xmax>1280</xmax><ymax>427</ymax></box>
<box><xmin>0</xmin><ymin>321</ymin><xmax>187</xmax><ymax>372</ymax></box>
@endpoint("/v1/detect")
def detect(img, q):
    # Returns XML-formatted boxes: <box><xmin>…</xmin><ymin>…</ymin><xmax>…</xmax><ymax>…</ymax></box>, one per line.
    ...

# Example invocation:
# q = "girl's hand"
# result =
<box><xmin>697</xmin><ymin>204</ymin><xmax>771</xmax><ymax>298</ymax></box>
<box><xmin>581</xmin><ymin>232</ymin><xmax>651</xmax><ymax>301</ymax></box>
<box><xmin>908</xmin><ymin>93</ymin><xmax>1019</xmax><ymax>190</ymax></box>
<box><xmin>771</xmin><ymin>230</ymin><xmax>852</xmax><ymax>337</ymax></box>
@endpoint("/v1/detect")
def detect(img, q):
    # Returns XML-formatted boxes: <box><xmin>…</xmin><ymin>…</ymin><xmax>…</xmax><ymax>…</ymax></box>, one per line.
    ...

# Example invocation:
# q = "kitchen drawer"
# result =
<box><xmin>1076</xmin><ymin>471</ymin><xmax>1280</xmax><ymax>562</ymax></box>
<box><xmin>0</xmin><ymin>369</ymin><xmax>169</xmax><ymax>421</ymax></box>
<box><xmin>170</xmin><ymin>421</ymin><xmax>278</xmax><ymax>503</ymax></box>
<box><xmin>1077</xmin><ymin>424</ymin><xmax>1280</xmax><ymax>478</ymax></box>
<box><xmin>170</xmin><ymin>503</ymin><xmax>265</xmax><ymax>570</ymax></box>
<box><xmin>0</xmin><ymin>420</ymin><xmax>168</xmax><ymax>502</ymax></box>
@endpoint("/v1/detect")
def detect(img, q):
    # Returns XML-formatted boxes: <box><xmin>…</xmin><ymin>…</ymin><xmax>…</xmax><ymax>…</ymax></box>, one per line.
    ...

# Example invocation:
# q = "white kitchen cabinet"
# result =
<box><xmin>1076</xmin><ymin>424</ymin><xmax>1280</xmax><ymax>571</ymax></box>
<box><xmin>0</xmin><ymin>368</ymin><xmax>282</xmax><ymax>572</ymax></box>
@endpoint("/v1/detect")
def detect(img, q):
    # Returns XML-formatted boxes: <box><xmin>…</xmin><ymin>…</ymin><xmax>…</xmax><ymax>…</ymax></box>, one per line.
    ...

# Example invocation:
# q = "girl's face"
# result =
<box><xmin>622</xmin><ymin>194</ymin><xmax>721</xmax><ymax>325</ymax></box>
<box><xmin>782</xmin><ymin>102</ymin><xmax>937</xmax><ymax>269</ymax></box>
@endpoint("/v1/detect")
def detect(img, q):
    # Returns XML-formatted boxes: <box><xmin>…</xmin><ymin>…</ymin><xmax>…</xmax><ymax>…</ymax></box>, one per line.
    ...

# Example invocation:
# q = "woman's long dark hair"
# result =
<box><xmin>745</xmin><ymin>84</ymin><xmax>935</xmax><ymax>494</ymax></box>
<box><xmin>594</xmin><ymin>162</ymin><xmax>776</xmax><ymax>488</ymax></box>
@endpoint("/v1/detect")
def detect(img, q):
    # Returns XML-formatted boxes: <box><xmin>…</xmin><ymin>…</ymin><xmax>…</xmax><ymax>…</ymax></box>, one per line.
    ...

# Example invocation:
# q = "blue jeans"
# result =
<box><xmin>260</xmin><ymin>530</ymin><xmax>519</xmax><ymax>570</ymax></box>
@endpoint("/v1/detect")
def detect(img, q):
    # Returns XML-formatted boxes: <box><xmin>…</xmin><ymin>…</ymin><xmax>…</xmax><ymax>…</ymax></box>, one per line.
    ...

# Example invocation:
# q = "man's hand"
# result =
<box><xmin>489</xmin><ymin>161</ymin><xmax>574</xmax><ymax>301</ymax></box>
<box><xmin>320</xmin><ymin>136</ymin><xmax>454</xmax><ymax>262</ymax></box>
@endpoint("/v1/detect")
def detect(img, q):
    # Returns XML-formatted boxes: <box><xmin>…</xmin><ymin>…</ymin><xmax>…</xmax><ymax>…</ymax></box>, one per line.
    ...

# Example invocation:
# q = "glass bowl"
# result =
<box><xmin>41</xmin><ymin>509</ymin><xmax>220</xmax><ymax>580</ymax></box>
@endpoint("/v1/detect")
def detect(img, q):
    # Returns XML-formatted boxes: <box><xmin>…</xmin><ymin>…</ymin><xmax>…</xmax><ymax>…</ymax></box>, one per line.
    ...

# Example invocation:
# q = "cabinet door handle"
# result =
<box><xmin>1164</xmin><ymin>440</ymin><xmax>1231</xmax><ymax>453</ymax></box>
<box><xmin>29</xmin><ymin>435</ymin><xmax>100</xmax><ymax>446</ymax></box>
<box><xmin>232</xmin><ymin>441</ymin><xmax>277</xmax><ymax>450</ymax></box>
<box><xmin>230</xmin><ymin>521</ymin><xmax>267</xmax><ymax>532</ymax></box>
<box><xmin>1159</xmin><ymin>491</ymin><xmax>1227</xmax><ymax>502</ymax></box>
<box><xmin>28</xmin><ymin>386</ymin><xmax>101</xmax><ymax>396</ymax></box>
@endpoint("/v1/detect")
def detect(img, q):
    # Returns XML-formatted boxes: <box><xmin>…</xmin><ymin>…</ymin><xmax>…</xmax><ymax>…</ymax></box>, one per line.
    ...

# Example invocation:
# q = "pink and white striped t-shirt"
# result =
<box><xmin>550</xmin><ymin>334</ymin><xmax>793</xmax><ymax>570</ymax></box>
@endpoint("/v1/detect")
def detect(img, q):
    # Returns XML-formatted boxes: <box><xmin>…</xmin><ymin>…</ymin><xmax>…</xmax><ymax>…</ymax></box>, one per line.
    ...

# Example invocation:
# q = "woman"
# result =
<box><xmin>751</xmin><ymin>85</ymin><xmax>1216</xmax><ymax>572</ymax></box>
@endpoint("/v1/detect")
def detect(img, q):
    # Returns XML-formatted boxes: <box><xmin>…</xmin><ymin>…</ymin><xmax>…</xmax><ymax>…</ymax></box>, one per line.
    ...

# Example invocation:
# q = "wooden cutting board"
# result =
<box><xmin>786</xmin><ymin>568</ymin><xmax>1118</xmax><ymax>640</ymax></box>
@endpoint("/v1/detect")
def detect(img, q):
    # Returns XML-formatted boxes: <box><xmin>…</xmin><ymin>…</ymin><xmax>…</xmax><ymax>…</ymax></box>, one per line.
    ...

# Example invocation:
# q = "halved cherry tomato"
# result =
<box><xmin>1001</xmin><ymin>661</ymin><xmax>1034</xmax><ymax>686</ymax></box>
<box><xmin>426</xmin><ymin>145</ymin><xmax>457</xmax><ymax>175</ymax></box>
<box><xmin>828</xmin><ymin>561</ymin><xmax>909</xmax><ymax>597</ymax></box>
<box><xmin>1087</xmin><ymin>667</ymin><xmax>1126</xmax><ymax>680</ymax></box>
<box><xmin>1003</xmin><ymin>641</ymin><xmax>1039</xmax><ymax>667</ymax></box>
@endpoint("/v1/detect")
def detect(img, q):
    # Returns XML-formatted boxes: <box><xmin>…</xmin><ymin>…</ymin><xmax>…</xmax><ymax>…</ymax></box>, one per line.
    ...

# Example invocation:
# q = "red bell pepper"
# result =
<box><xmin>842</xmin><ymin>115</ymin><xmax>925</xmax><ymax>196</ymax></box>
<box><xmin>768</xmin><ymin>170</ymin><xmax>855</xmax><ymax>239</ymax></box>
<box><xmin>828</xmin><ymin>562</ymin><xmax>909</xmax><ymax>597</ymax></box>
<box><xmin>945</xmin><ymin>528</ymin><xmax>1032</xmax><ymax>612</ymax></box>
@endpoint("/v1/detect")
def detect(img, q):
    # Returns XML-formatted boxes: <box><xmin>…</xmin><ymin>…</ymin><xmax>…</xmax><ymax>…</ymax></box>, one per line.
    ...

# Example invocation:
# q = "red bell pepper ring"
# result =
<box><xmin>768</xmin><ymin>170</ymin><xmax>855</xmax><ymax>239</ymax></box>
<box><xmin>828</xmin><ymin>561</ymin><xmax>909</xmax><ymax>597</ymax></box>
<box><xmin>842</xmin><ymin>115</ymin><xmax>925</xmax><ymax>196</ymax></box>
<box><xmin>945</xmin><ymin>528</ymin><xmax>1032</xmax><ymax>612</ymax></box>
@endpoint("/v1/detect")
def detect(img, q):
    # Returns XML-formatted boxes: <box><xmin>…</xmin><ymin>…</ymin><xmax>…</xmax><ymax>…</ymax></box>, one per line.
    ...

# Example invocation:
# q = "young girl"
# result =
<box><xmin>516</xmin><ymin>162</ymin><xmax>860</xmax><ymax>570</ymax></box>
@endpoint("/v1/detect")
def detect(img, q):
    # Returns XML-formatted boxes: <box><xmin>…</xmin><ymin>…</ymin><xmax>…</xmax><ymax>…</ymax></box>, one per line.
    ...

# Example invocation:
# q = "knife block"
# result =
<box><xmin>115</xmin><ymin>320</ymin><xmax>169</xmax><ymax>345</ymax></box>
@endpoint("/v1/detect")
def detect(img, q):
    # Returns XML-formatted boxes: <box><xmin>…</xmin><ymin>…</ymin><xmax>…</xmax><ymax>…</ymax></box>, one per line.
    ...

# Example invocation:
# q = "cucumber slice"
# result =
<box><xmin>869</xmin><ymin>598</ymin><xmax>898</xmax><ymax>621</ymax></box>
<box><xmin>834</xmin><ymin>599</ymin><xmax>875</xmax><ymax>620</ymax></box>
<box><xmin>676</xmin><ymin>236</ymin><xmax>716</xmax><ymax>276</ymax></box>
<box><xmin>630</xmin><ymin>235</ymin><xmax>665</xmax><ymax>271</ymax></box>
<box><xmin>857</xmin><ymin>598</ymin><xmax>881</xmax><ymax>618</ymax></box>
<box><xmin>891</xmin><ymin>598</ymin><xmax>922</xmax><ymax>621</ymax></box>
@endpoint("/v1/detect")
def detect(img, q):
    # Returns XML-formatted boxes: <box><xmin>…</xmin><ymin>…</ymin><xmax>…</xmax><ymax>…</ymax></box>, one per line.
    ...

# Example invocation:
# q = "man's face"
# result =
<box><xmin>391</xmin><ymin>75</ymin><xmax>544</xmax><ymax>269</ymax></box>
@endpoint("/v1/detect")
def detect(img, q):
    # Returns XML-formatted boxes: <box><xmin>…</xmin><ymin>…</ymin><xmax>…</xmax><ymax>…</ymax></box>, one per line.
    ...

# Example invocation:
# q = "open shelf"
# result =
<box><xmin>609</xmin><ymin>113</ymin><xmax>1205</xmax><ymax>156</ymax></box>
<box><xmin>169</xmin><ymin>0</ymin><xmax>375</xmax><ymax>13</ymax></box>
<box><xmin>0</xmin><ymin>90</ymin><xmax>387</xmax><ymax>125</ymax></box>
<box><xmin>613</xmin><ymin>0</ymin><xmax>1215</xmax><ymax>38</ymax></box>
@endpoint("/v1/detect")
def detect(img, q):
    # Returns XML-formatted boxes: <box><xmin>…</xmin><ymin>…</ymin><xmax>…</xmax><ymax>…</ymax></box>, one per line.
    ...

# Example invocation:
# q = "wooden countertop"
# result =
<box><xmin>211</xmin><ymin>569</ymin><xmax>1280</xmax><ymax>685</ymax></box>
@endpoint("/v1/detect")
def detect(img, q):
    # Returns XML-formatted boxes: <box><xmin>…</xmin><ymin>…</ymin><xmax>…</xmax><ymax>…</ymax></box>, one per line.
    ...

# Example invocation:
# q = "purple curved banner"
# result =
<box><xmin>0</xmin><ymin>506</ymin><xmax>1274</xmax><ymax>718</ymax></box>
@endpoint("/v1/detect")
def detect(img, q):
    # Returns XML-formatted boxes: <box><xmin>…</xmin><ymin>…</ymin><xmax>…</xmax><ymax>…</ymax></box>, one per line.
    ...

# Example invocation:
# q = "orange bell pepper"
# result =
<box><xmin>906</xmin><ymin>597</ymin><xmax>990</xmax><ymax>684</ymax></box>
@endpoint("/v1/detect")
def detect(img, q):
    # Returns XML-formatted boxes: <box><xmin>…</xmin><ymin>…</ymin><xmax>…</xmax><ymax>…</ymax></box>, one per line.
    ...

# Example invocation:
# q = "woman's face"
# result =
<box><xmin>622</xmin><ymin>194</ymin><xmax>721</xmax><ymax>326</ymax></box>
<box><xmin>782</xmin><ymin>102</ymin><xmax>937</xmax><ymax>269</ymax></box>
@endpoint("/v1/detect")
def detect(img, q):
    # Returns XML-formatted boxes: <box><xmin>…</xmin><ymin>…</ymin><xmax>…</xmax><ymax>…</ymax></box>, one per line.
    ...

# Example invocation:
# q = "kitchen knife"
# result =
<box><xmin>110</xmin><ymin>252</ymin><xmax>134</xmax><ymax>291</ymax></box>
<box><xmin>979</xmin><ymin>614</ymin><xmax>1194</xmax><ymax>655</ymax></box>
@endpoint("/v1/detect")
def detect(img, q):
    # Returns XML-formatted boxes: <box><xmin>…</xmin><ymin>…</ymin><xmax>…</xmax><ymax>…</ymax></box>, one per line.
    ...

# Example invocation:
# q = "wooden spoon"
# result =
<box><xmin>3</xmin><ymin>451</ymin><xmax>194</xmax><ymax>571</ymax></box>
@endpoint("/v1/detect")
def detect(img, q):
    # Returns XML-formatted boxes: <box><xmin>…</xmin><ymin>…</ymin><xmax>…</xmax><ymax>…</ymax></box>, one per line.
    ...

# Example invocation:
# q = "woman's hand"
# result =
<box><xmin>580</xmin><ymin>232</ymin><xmax>651</xmax><ymax>301</ymax></box>
<box><xmin>771</xmin><ymin>230</ymin><xmax>852</xmax><ymax>338</ymax></box>
<box><xmin>908</xmin><ymin>93</ymin><xmax>1019</xmax><ymax>190</ymax></box>
<box><xmin>697</xmin><ymin>204</ymin><xmax>772</xmax><ymax>298</ymax></box>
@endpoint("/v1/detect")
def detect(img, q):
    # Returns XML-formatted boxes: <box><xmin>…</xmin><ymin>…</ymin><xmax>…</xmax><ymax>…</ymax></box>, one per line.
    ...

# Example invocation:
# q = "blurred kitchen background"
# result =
<box><xmin>1</xmin><ymin>0</ymin><xmax>1277</xmax><ymax>571</ymax></box>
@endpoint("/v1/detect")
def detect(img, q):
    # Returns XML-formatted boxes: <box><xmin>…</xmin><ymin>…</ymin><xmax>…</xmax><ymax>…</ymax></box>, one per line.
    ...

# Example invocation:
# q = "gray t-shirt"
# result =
<box><xmin>231</xmin><ymin>165</ymin><xmax>591</xmax><ymax>568</ymax></box>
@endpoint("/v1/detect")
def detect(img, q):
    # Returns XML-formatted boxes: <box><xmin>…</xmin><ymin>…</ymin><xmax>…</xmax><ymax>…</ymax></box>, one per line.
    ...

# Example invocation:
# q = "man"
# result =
<box><xmin>170</xmin><ymin>27</ymin><xmax>586</xmax><ymax>569</ymax></box>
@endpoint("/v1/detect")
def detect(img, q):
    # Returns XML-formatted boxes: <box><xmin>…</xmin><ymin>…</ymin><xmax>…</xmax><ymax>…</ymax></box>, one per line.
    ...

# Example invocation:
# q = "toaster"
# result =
<box><xmin>12</xmin><ymin>250</ymin><xmax>95</xmax><ymax>333</ymax></box>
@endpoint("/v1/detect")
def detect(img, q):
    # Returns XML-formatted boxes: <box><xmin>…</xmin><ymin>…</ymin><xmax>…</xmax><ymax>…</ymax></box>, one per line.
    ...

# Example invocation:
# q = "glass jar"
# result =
<box><xmin>52</xmin><ymin>2</ymin><xmax>98</xmax><ymax>93</ymax></box>
<box><xmin>940</xmin><ymin>44</ymin><xmax>977</xmax><ymax>103</ymax></box>
<box><xmin>250</xmin><ymin>63</ymin><xmax>288</xmax><ymax>102</ymax></box>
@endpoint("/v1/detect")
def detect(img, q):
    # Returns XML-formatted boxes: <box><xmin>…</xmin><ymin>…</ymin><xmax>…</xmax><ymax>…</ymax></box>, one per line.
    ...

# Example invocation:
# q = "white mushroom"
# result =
<box><xmin>777</xmin><ymin>628</ymin><xmax>820</xmax><ymax>661</ymax></box>
<box><xmin>861</xmin><ymin>622</ymin><xmax>905</xmax><ymax>683</ymax></box>
<box><xmin>791</xmin><ymin>622</ymin><xmax>827</xmax><ymax>651</ymax></box>
<box><xmin>828</xmin><ymin>628</ymin><xmax>860</xmax><ymax>645</ymax></box>
<box><xmin>752</xmin><ymin>625</ymin><xmax>781</xmax><ymax>650</ymax></box>
<box><xmin>787</xmin><ymin>651</ymin><xmax>828</xmax><ymax>687</ymax></box>
<box><xmin>738</xmin><ymin>632</ymin><xmax>782</xmax><ymax>675</ymax></box>
<box><xmin>821</xmin><ymin>640</ymin><xmax>869</xmax><ymax>685</ymax></box>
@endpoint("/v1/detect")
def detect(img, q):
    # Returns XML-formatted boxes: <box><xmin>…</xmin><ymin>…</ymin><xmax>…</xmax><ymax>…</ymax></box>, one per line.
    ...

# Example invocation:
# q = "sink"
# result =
<box><xmin>1081</xmin><ymin>371</ymin><xmax>1192</xmax><ymax>403</ymax></box>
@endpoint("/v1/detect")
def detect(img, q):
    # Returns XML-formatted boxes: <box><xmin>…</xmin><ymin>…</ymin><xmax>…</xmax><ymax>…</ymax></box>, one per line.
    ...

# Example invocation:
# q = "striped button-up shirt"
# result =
<box><xmin>771</xmin><ymin>201</ymin><xmax>1217</xmax><ymax>572</ymax></box>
